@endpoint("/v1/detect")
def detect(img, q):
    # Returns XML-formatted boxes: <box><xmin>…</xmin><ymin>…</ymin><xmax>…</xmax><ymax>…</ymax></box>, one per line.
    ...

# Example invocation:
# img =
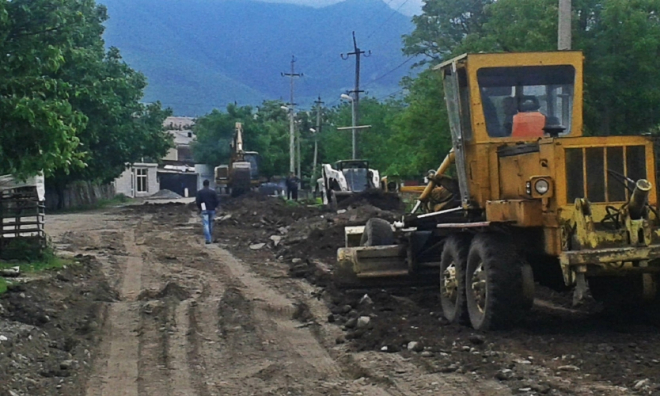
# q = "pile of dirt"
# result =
<box><xmin>216</xmin><ymin>194</ymin><xmax>403</xmax><ymax>286</ymax></box>
<box><xmin>337</xmin><ymin>189</ymin><xmax>404</xmax><ymax>211</ymax></box>
<box><xmin>150</xmin><ymin>189</ymin><xmax>183</xmax><ymax>199</ymax></box>
<box><xmin>0</xmin><ymin>255</ymin><xmax>115</xmax><ymax>396</ymax></box>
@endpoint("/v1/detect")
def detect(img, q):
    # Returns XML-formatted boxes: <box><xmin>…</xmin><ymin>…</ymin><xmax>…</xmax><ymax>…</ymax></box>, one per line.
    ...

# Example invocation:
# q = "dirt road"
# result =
<box><xmin>29</xmin><ymin>201</ymin><xmax>506</xmax><ymax>396</ymax></box>
<box><xmin>0</xmin><ymin>197</ymin><xmax>658</xmax><ymax>395</ymax></box>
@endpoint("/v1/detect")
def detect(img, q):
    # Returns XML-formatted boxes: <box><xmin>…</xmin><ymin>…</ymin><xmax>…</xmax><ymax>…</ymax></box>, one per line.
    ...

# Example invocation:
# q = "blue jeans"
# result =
<box><xmin>201</xmin><ymin>210</ymin><xmax>215</xmax><ymax>243</ymax></box>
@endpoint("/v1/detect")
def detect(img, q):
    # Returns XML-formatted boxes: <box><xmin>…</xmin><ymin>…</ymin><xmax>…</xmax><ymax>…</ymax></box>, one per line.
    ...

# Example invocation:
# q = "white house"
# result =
<box><xmin>114</xmin><ymin>163</ymin><xmax>159</xmax><ymax>198</ymax></box>
<box><xmin>113</xmin><ymin>116</ymin><xmax>199</xmax><ymax>198</ymax></box>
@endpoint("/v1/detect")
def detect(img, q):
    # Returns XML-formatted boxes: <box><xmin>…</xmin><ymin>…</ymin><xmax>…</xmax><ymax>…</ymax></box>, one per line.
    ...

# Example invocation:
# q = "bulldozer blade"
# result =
<box><xmin>333</xmin><ymin>245</ymin><xmax>440</xmax><ymax>289</ymax></box>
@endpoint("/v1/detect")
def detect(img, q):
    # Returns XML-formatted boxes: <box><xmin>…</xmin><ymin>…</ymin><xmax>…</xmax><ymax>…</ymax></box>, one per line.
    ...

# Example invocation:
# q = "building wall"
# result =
<box><xmin>114</xmin><ymin>168</ymin><xmax>134</xmax><ymax>197</ymax></box>
<box><xmin>113</xmin><ymin>163</ymin><xmax>159</xmax><ymax>198</ymax></box>
<box><xmin>195</xmin><ymin>164</ymin><xmax>215</xmax><ymax>190</ymax></box>
<box><xmin>164</xmin><ymin>148</ymin><xmax>178</xmax><ymax>161</ymax></box>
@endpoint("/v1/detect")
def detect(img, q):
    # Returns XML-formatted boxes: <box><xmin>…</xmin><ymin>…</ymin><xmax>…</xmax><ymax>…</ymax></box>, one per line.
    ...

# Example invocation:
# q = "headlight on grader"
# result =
<box><xmin>526</xmin><ymin>177</ymin><xmax>553</xmax><ymax>198</ymax></box>
<box><xmin>535</xmin><ymin>179</ymin><xmax>549</xmax><ymax>195</ymax></box>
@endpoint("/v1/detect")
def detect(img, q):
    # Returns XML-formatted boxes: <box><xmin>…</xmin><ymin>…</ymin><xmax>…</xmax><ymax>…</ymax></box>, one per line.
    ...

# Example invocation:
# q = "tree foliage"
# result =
<box><xmin>0</xmin><ymin>0</ymin><xmax>172</xmax><ymax>185</ymax></box>
<box><xmin>192</xmin><ymin>101</ymin><xmax>294</xmax><ymax>179</ymax></box>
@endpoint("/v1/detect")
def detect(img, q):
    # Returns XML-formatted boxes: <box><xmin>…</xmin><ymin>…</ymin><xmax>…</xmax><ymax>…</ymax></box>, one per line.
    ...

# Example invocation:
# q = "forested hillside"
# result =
<box><xmin>99</xmin><ymin>0</ymin><xmax>415</xmax><ymax>115</ymax></box>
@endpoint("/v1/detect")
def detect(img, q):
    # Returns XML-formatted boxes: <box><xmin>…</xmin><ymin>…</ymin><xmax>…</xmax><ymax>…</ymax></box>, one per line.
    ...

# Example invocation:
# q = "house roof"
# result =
<box><xmin>164</xmin><ymin>116</ymin><xmax>195</xmax><ymax>129</ymax></box>
<box><xmin>164</xmin><ymin>117</ymin><xmax>196</xmax><ymax>146</ymax></box>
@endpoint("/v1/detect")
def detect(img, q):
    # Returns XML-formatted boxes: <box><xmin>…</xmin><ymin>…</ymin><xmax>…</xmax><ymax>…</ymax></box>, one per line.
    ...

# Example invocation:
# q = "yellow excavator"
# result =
<box><xmin>214</xmin><ymin>122</ymin><xmax>261</xmax><ymax>197</ymax></box>
<box><xmin>335</xmin><ymin>50</ymin><xmax>660</xmax><ymax>330</ymax></box>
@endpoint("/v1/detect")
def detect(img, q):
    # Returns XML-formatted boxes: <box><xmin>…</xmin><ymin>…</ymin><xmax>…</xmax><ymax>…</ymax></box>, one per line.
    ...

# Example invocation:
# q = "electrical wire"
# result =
<box><xmin>362</xmin><ymin>56</ymin><xmax>416</xmax><ymax>89</ymax></box>
<box><xmin>365</xmin><ymin>0</ymin><xmax>411</xmax><ymax>42</ymax></box>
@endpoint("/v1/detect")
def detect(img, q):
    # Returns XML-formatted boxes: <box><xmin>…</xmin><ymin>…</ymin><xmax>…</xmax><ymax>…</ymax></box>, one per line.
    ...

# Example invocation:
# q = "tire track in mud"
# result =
<box><xmin>85</xmin><ymin>229</ymin><xmax>143</xmax><ymax>396</ymax></box>
<box><xmin>205</xmin><ymin>246</ymin><xmax>384</xmax><ymax>395</ymax></box>
<box><xmin>134</xmin><ymin>220</ymin><xmax>199</xmax><ymax>396</ymax></box>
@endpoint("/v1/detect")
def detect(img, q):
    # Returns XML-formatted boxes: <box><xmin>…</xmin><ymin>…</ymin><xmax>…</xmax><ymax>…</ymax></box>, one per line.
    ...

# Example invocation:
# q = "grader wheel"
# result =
<box><xmin>439</xmin><ymin>234</ymin><xmax>471</xmax><ymax>324</ymax></box>
<box><xmin>465</xmin><ymin>233</ymin><xmax>533</xmax><ymax>331</ymax></box>
<box><xmin>360</xmin><ymin>218</ymin><xmax>394</xmax><ymax>247</ymax></box>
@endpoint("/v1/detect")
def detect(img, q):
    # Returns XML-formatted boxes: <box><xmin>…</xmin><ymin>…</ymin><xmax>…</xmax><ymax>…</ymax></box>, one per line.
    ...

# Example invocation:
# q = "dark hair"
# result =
<box><xmin>203</xmin><ymin>179</ymin><xmax>210</xmax><ymax>187</ymax></box>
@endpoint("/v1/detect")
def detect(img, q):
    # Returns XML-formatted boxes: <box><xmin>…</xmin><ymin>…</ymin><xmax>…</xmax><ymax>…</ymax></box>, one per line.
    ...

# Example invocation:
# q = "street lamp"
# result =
<box><xmin>281</xmin><ymin>105</ymin><xmax>295</xmax><ymax>174</ymax></box>
<box><xmin>340</xmin><ymin>94</ymin><xmax>357</xmax><ymax>159</ymax></box>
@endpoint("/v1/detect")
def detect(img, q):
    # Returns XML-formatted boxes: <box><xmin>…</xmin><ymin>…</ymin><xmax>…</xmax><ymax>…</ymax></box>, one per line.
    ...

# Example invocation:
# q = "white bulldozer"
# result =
<box><xmin>318</xmin><ymin>160</ymin><xmax>381</xmax><ymax>207</ymax></box>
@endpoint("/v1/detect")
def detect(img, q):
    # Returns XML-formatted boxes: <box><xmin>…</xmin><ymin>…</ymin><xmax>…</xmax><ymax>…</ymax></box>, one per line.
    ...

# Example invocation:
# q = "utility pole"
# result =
<box><xmin>281</xmin><ymin>55</ymin><xmax>302</xmax><ymax>174</ymax></box>
<box><xmin>341</xmin><ymin>31</ymin><xmax>370</xmax><ymax>158</ymax></box>
<box><xmin>313</xmin><ymin>96</ymin><xmax>323</xmax><ymax>181</ymax></box>
<box><xmin>558</xmin><ymin>0</ymin><xmax>571</xmax><ymax>50</ymax></box>
<box><xmin>297</xmin><ymin>120</ymin><xmax>301</xmax><ymax>179</ymax></box>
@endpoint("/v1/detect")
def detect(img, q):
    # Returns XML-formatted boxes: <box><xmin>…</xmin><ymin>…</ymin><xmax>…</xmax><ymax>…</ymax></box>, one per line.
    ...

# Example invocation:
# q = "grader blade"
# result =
<box><xmin>334</xmin><ymin>245</ymin><xmax>438</xmax><ymax>288</ymax></box>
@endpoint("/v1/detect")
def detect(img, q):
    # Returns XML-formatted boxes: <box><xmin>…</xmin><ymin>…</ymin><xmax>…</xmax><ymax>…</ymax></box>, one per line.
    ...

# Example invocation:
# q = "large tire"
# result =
<box><xmin>439</xmin><ymin>234</ymin><xmax>471</xmax><ymax>324</ymax></box>
<box><xmin>360</xmin><ymin>218</ymin><xmax>394</xmax><ymax>247</ymax></box>
<box><xmin>465</xmin><ymin>233</ymin><xmax>531</xmax><ymax>330</ymax></box>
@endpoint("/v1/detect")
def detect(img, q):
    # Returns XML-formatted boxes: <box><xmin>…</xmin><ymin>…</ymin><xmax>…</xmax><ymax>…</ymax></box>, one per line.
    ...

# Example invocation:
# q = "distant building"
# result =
<box><xmin>159</xmin><ymin>116</ymin><xmax>198</xmax><ymax>197</ymax></box>
<box><xmin>114</xmin><ymin>163</ymin><xmax>159</xmax><ymax>198</ymax></box>
<box><xmin>163</xmin><ymin>117</ymin><xmax>195</xmax><ymax>163</ymax></box>
<box><xmin>114</xmin><ymin>116</ymin><xmax>198</xmax><ymax>198</ymax></box>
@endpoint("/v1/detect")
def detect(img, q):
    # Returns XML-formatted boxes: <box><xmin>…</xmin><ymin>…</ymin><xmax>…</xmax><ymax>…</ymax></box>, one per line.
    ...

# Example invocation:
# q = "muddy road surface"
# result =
<box><xmin>0</xmin><ymin>195</ymin><xmax>657</xmax><ymax>395</ymax></box>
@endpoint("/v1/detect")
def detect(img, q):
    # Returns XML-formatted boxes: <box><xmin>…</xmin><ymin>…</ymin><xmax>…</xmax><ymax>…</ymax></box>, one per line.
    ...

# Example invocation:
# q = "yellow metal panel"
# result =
<box><xmin>485</xmin><ymin>200</ymin><xmax>544</xmax><ymax>226</ymax></box>
<box><xmin>399</xmin><ymin>186</ymin><xmax>426</xmax><ymax>194</ymax></box>
<box><xmin>498</xmin><ymin>151</ymin><xmax>543</xmax><ymax>199</ymax></box>
<box><xmin>543</xmin><ymin>227</ymin><xmax>562</xmax><ymax>256</ymax></box>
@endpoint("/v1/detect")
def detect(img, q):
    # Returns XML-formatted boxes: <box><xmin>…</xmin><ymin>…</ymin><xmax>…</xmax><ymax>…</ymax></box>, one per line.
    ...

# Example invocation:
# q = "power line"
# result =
<box><xmin>363</xmin><ymin>56</ymin><xmax>417</xmax><ymax>89</ymax></box>
<box><xmin>365</xmin><ymin>0</ymin><xmax>411</xmax><ymax>42</ymax></box>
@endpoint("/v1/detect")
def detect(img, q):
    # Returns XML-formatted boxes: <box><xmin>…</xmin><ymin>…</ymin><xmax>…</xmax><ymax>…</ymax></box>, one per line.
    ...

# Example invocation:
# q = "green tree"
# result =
<box><xmin>191</xmin><ymin>101</ymin><xmax>292</xmax><ymax>179</ymax></box>
<box><xmin>403</xmin><ymin>0</ymin><xmax>495</xmax><ymax>63</ymax></box>
<box><xmin>0</xmin><ymin>0</ymin><xmax>173</xmax><ymax>189</ymax></box>
<box><xmin>386</xmin><ymin>71</ymin><xmax>452</xmax><ymax>178</ymax></box>
<box><xmin>0</xmin><ymin>0</ymin><xmax>90</xmax><ymax>178</ymax></box>
<box><xmin>48</xmin><ymin>47</ymin><xmax>174</xmax><ymax>196</ymax></box>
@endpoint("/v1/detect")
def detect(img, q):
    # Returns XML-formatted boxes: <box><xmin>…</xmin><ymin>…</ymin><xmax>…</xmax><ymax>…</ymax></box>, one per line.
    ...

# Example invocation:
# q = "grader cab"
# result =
<box><xmin>335</xmin><ymin>51</ymin><xmax>660</xmax><ymax>330</ymax></box>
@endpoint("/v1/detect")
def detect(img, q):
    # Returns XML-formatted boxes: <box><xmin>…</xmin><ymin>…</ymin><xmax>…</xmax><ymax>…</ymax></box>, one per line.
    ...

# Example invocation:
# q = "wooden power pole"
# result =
<box><xmin>281</xmin><ymin>56</ymin><xmax>302</xmax><ymax>174</ymax></box>
<box><xmin>341</xmin><ymin>32</ymin><xmax>370</xmax><ymax>158</ymax></box>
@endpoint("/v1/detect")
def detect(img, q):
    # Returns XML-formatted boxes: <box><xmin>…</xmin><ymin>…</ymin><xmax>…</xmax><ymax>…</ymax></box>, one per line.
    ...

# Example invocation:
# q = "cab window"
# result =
<box><xmin>477</xmin><ymin>65</ymin><xmax>575</xmax><ymax>138</ymax></box>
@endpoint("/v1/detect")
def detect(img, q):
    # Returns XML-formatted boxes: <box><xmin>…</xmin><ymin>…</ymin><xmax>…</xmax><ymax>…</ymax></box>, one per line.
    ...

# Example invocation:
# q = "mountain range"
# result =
<box><xmin>99</xmin><ymin>0</ymin><xmax>416</xmax><ymax>116</ymax></box>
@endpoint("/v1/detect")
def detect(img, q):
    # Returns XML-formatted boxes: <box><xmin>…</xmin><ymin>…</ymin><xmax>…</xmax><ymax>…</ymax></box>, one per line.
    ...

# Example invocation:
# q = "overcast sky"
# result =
<box><xmin>259</xmin><ymin>0</ymin><xmax>423</xmax><ymax>16</ymax></box>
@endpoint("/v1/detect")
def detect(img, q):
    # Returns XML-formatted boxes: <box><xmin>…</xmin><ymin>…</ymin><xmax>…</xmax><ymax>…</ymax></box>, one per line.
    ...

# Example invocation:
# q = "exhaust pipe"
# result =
<box><xmin>629</xmin><ymin>179</ymin><xmax>652</xmax><ymax>220</ymax></box>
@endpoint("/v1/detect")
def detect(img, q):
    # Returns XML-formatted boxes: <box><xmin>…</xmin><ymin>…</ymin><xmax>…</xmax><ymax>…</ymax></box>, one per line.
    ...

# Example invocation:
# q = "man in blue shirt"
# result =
<box><xmin>195</xmin><ymin>179</ymin><xmax>219</xmax><ymax>244</ymax></box>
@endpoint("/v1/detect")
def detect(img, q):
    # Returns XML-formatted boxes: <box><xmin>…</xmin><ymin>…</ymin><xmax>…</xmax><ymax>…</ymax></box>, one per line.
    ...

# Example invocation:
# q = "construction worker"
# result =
<box><xmin>285</xmin><ymin>172</ymin><xmax>300</xmax><ymax>200</ymax></box>
<box><xmin>195</xmin><ymin>179</ymin><xmax>219</xmax><ymax>244</ymax></box>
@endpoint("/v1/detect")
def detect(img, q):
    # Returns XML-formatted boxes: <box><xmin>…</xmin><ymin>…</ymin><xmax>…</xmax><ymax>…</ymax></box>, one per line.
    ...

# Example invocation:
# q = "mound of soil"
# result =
<box><xmin>220</xmin><ymin>193</ymin><xmax>327</xmax><ymax>227</ymax></box>
<box><xmin>338</xmin><ymin>189</ymin><xmax>403</xmax><ymax>211</ymax></box>
<box><xmin>150</xmin><ymin>189</ymin><xmax>183</xmax><ymax>199</ymax></box>
<box><xmin>0</xmin><ymin>255</ymin><xmax>115</xmax><ymax>396</ymax></box>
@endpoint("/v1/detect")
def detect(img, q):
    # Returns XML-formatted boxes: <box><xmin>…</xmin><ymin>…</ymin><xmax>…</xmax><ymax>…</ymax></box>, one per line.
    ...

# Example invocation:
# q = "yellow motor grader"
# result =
<box><xmin>335</xmin><ymin>51</ymin><xmax>660</xmax><ymax>330</ymax></box>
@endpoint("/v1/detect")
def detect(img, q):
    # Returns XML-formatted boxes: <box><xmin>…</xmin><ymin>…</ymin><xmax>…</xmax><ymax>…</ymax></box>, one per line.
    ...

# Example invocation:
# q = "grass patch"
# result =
<box><xmin>0</xmin><ymin>245</ymin><xmax>73</xmax><ymax>273</ymax></box>
<box><xmin>0</xmin><ymin>240</ymin><xmax>78</xmax><ymax>294</ymax></box>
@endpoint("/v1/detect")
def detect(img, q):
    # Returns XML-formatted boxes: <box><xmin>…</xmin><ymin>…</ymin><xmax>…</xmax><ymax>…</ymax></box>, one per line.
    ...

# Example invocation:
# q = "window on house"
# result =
<box><xmin>136</xmin><ymin>168</ymin><xmax>148</xmax><ymax>193</ymax></box>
